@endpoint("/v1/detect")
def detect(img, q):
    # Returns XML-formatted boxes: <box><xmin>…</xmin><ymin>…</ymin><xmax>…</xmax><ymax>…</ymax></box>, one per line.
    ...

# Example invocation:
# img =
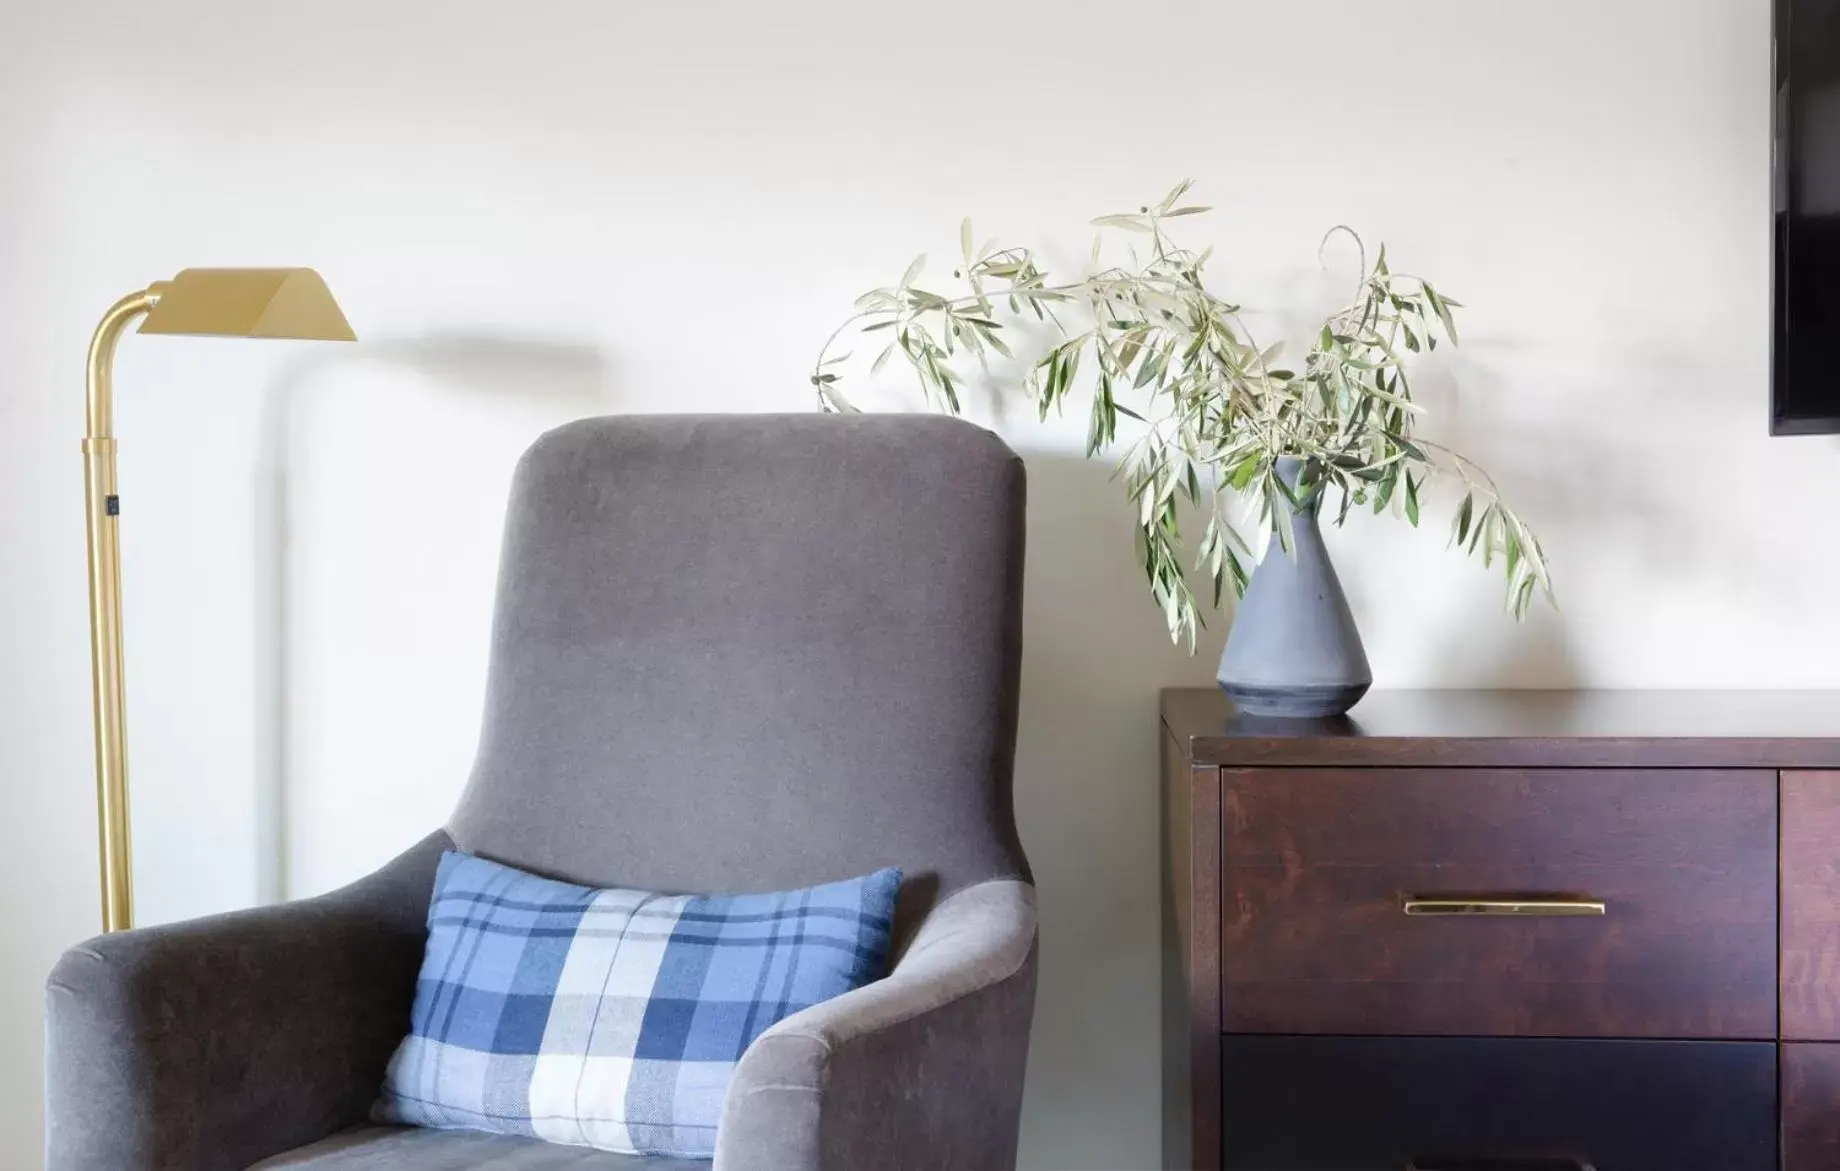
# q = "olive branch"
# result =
<box><xmin>814</xmin><ymin>182</ymin><xmax>1551</xmax><ymax>649</ymax></box>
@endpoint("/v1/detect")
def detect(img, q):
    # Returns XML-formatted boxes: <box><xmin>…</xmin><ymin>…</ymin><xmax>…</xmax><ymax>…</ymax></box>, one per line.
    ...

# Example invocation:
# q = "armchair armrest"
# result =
<box><xmin>45</xmin><ymin>831</ymin><xmax>448</xmax><ymax>1171</ymax></box>
<box><xmin>715</xmin><ymin>878</ymin><xmax>1038</xmax><ymax>1171</ymax></box>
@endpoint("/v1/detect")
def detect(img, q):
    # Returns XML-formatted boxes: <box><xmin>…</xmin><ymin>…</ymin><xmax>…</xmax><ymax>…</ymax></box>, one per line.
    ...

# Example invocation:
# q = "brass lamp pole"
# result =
<box><xmin>83</xmin><ymin>268</ymin><xmax>355</xmax><ymax>932</ymax></box>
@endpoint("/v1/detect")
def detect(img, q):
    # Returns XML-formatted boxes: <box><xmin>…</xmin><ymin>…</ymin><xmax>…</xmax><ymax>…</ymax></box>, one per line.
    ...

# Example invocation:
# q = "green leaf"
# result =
<box><xmin>1092</xmin><ymin>214</ymin><xmax>1153</xmax><ymax>233</ymax></box>
<box><xmin>1138</xmin><ymin>476</ymin><xmax>1159</xmax><ymax>527</ymax></box>
<box><xmin>1225</xmin><ymin>546</ymin><xmax>1251</xmax><ymax>598</ymax></box>
<box><xmin>1134</xmin><ymin>348</ymin><xmax>1165</xmax><ymax>389</ymax></box>
<box><xmin>901</xmin><ymin>254</ymin><xmax>926</xmax><ymax>287</ymax></box>
<box><xmin>871</xmin><ymin>343</ymin><xmax>896</xmax><ymax>375</ymax></box>
<box><xmin>1454</xmin><ymin>492</ymin><xmax>1474</xmax><ymax>546</ymax></box>
<box><xmin>1268</xmin><ymin>482</ymin><xmax>1297</xmax><ymax>558</ymax></box>
<box><xmin>1424</xmin><ymin>282</ymin><xmax>1460</xmax><ymax>344</ymax></box>
<box><xmin>816</xmin><ymin>380</ymin><xmax>856</xmax><ymax>411</ymax></box>
<box><xmin>1162</xmin><ymin>206</ymin><xmax>1212</xmax><ymax>217</ymax></box>
<box><xmin>936</xmin><ymin>367</ymin><xmax>961</xmax><ymax>413</ymax></box>
<box><xmin>960</xmin><ymin>218</ymin><xmax>973</xmax><ymax>265</ymax></box>
<box><xmin>1158</xmin><ymin>179</ymin><xmax>1194</xmax><ymax>211</ymax></box>
<box><xmin>1469</xmin><ymin>502</ymin><xmax>1495</xmax><ymax>557</ymax></box>
<box><xmin>1382</xmin><ymin>431</ymin><xmax>1428</xmax><ymax>461</ymax></box>
<box><xmin>1061</xmin><ymin>342</ymin><xmax>1083</xmax><ymax>393</ymax></box>
<box><xmin>1116</xmin><ymin>334</ymin><xmax>1143</xmax><ymax>372</ymax></box>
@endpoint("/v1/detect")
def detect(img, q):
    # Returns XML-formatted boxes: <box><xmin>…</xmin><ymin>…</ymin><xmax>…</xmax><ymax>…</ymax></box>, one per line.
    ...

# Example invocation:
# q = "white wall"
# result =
<box><xmin>0</xmin><ymin>1</ymin><xmax>1810</xmax><ymax>1167</ymax></box>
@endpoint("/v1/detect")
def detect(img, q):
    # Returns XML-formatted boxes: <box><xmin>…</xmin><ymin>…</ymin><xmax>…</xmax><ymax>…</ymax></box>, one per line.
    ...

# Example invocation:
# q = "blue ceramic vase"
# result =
<box><xmin>1216</xmin><ymin>457</ymin><xmax>1372</xmax><ymax>718</ymax></box>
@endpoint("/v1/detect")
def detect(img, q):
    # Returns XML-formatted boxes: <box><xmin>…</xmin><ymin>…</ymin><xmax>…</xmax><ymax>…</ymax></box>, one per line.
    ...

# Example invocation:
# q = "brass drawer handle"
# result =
<box><xmin>1407</xmin><ymin>1160</ymin><xmax>1596</xmax><ymax>1170</ymax></box>
<box><xmin>1402</xmin><ymin>897</ymin><xmax>1606</xmax><ymax>917</ymax></box>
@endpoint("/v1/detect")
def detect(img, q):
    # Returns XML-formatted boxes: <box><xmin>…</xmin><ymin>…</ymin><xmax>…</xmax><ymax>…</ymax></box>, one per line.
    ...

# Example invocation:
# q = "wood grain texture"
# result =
<box><xmin>1783</xmin><ymin>1043</ymin><xmax>1840</xmax><ymax>1170</ymax></box>
<box><xmin>1160</xmin><ymin>724</ymin><xmax>1220</xmax><ymax>1170</ymax></box>
<box><xmin>1785</xmin><ymin>772</ymin><xmax>1840</xmax><ymax>1040</ymax></box>
<box><xmin>1162</xmin><ymin>687</ymin><xmax>1840</xmax><ymax>769</ymax></box>
<box><xmin>1221</xmin><ymin>1034</ymin><xmax>1778</xmax><ymax>1171</ymax></box>
<box><xmin>1221</xmin><ymin>768</ymin><xmax>1778</xmax><ymax>1038</ymax></box>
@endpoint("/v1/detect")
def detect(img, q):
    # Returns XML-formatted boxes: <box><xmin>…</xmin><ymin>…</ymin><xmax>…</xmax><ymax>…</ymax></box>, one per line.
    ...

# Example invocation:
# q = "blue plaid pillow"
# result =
<box><xmin>373</xmin><ymin>850</ymin><xmax>901</xmax><ymax>1159</ymax></box>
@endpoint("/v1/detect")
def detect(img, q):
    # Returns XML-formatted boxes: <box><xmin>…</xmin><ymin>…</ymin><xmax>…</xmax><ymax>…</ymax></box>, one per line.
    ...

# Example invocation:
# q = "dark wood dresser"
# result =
<box><xmin>1161</xmin><ymin>688</ymin><xmax>1840</xmax><ymax>1171</ymax></box>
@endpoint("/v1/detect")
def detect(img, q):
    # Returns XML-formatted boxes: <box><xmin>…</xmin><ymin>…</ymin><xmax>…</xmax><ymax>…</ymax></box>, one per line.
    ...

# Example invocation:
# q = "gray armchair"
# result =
<box><xmin>46</xmin><ymin>414</ymin><xmax>1036</xmax><ymax>1171</ymax></box>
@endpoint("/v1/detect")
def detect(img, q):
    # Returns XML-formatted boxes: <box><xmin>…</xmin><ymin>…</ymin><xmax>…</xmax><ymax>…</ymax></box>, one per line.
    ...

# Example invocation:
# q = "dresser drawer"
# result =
<box><xmin>1221</xmin><ymin>768</ymin><xmax>1777</xmax><ymax>1038</ymax></box>
<box><xmin>1783</xmin><ymin>771</ymin><xmax>1840</xmax><ymax>1040</ymax></box>
<box><xmin>1783</xmin><ymin>1043</ymin><xmax>1840</xmax><ymax>1170</ymax></box>
<box><xmin>1221</xmin><ymin>1034</ymin><xmax>1777</xmax><ymax>1171</ymax></box>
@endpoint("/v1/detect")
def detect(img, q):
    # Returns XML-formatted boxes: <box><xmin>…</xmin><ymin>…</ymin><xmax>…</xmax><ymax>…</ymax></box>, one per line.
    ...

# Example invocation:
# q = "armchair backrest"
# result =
<box><xmin>448</xmin><ymin>414</ymin><xmax>1029</xmax><ymax>906</ymax></box>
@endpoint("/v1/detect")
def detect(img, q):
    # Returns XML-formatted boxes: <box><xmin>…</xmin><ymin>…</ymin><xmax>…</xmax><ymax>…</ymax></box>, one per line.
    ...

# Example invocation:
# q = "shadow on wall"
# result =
<box><xmin>250</xmin><ymin>334</ymin><xmax>616</xmax><ymax>906</ymax></box>
<box><xmin>1426</xmin><ymin>347</ymin><xmax>1809</xmax><ymax>616</ymax></box>
<box><xmin>345</xmin><ymin>334</ymin><xmax>621</xmax><ymax>404</ymax></box>
<box><xmin>1008</xmin><ymin>450</ymin><xmax>1215</xmax><ymax>1171</ymax></box>
<box><xmin>1430</xmin><ymin>610</ymin><xmax>1585</xmax><ymax>690</ymax></box>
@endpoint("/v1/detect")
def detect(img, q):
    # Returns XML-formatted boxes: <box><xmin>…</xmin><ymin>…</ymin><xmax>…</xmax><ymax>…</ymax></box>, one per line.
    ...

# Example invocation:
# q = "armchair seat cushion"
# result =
<box><xmin>249</xmin><ymin>1126</ymin><xmax>706</xmax><ymax>1169</ymax></box>
<box><xmin>374</xmin><ymin>851</ymin><xmax>901</xmax><ymax>1159</ymax></box>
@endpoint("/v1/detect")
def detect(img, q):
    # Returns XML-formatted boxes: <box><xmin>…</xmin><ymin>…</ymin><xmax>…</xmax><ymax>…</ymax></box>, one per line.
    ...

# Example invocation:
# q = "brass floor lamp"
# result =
<box><xmin>84</xmin><ymin>269</ymin><xmax>355</xmax><ymax>932</ymax></box>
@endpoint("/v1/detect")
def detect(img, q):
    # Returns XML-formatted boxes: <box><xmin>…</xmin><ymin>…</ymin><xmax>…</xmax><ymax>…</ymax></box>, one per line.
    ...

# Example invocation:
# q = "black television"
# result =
<box><xmin>1776</xmin><ymin>0</ymin><xmax>1840</xmax><ymax>433</ymax></box>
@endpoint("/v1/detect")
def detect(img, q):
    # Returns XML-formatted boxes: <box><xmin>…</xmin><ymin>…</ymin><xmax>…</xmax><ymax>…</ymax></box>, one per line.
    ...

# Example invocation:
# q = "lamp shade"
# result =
<box><xmin>138</xmin><ymin>268</ymin><xmax>356</xmax><ymax>341</ymax></box>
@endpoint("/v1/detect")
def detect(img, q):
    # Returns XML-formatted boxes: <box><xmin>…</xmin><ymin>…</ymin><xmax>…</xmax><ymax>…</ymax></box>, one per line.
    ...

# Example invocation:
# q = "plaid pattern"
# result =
<box><xmin>374</xmin><ymin>850</ymin><xmax>901</xmax><ymax>1159</ymax></box>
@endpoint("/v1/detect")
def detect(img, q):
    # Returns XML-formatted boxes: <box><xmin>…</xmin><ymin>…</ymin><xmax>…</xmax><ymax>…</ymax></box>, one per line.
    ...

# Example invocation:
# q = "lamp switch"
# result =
<box><xmin>105</xmin><ymin>495</ymin><xmax>119</xmax><ymax>516</ymax></box>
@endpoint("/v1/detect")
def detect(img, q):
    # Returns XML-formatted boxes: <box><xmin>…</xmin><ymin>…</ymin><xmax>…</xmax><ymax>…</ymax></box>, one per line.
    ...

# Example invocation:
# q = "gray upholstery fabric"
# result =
<box><xmin>248</xmin><ymin>1127</ymin><xmax>705</xmax><ymax>1170</ymax></box>
<box><xmin>45</xmin><ymin>414</ymin><xmax>1036</xmax><ymax>1171</ymax></box>
<box><xmin>449</xmin><ymin>414</ymin><xmax>1030</xmax><ymax>905</ymax></box>
<box><xmin>717</xmin><ymin>879</ymin><xmax>1038</xmax><ymax>1171</ymax></box>
<box><xmin>45</xmin><ymin>832</ymin><xmax>451</xmax><ymax>1171</ymax></box>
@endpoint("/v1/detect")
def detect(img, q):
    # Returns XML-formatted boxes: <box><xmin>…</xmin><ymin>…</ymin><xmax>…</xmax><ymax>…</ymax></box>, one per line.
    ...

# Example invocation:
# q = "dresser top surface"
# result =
<box><xmin>1162</xmin><ymin>687</ymin><xmax>1840</xmax><ymax>768</ymax></box>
